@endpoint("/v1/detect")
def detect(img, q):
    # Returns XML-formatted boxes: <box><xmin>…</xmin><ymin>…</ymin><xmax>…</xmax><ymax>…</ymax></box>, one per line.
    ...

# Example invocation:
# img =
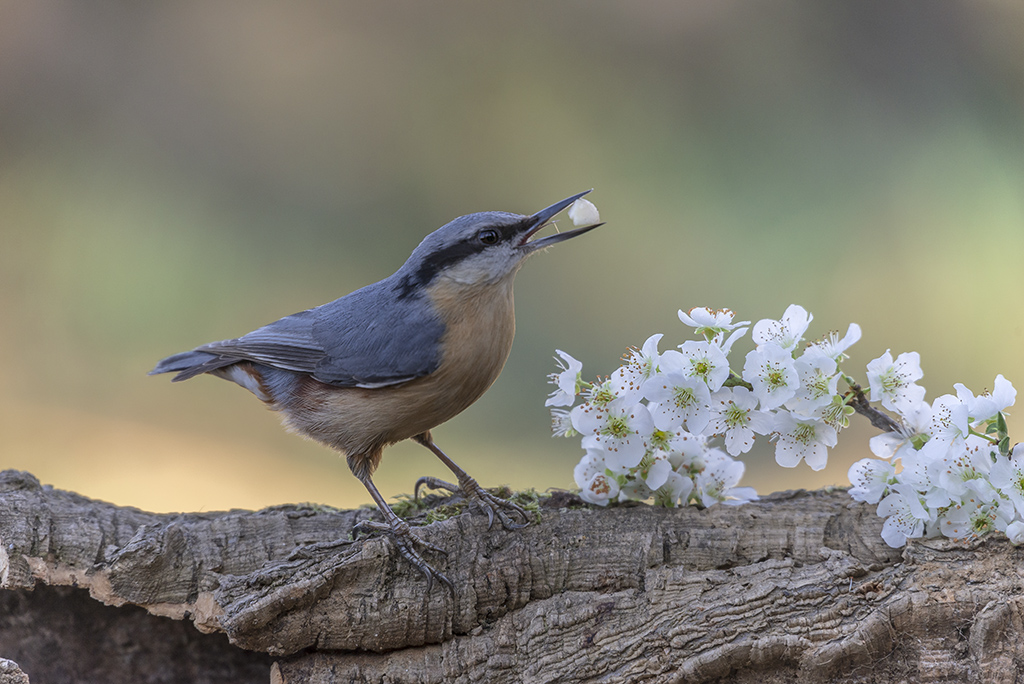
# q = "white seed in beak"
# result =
<box><xmin>568</xmin><ymin>198</ymin><xmax>600</xmax><ymax>227</ymax></box>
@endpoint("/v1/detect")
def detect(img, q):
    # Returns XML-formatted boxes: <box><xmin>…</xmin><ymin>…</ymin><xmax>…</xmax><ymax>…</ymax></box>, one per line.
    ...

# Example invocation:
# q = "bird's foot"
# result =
<box><xmin>415</xmin><ymin>475</ymin><xmax>531</xmax><ymax>530</ymax></box>
<box><xmin>354</xmin><ymin>517</ymin><xmax>453</xmax><ymax>592</ymax></box>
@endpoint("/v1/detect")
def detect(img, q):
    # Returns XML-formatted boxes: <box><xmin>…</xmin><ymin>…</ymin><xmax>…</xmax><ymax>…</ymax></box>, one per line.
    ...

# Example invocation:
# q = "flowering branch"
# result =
<box><xmin>546</xmin><ymin>303</ymin><xmax>1020</xmax><ymax>551</ymax></box>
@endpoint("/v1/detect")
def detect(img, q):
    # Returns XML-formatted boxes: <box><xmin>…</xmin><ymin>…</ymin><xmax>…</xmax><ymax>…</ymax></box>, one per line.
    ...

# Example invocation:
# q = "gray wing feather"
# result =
<box><xmin>191</xmin><ymin>279</ymin><xmax>444</xmax><ymax>388</ymax></box>
<box><xmin>150</xmin><ymin>349</ymin><xmax>232</xmax><ymax>381</ymax></box>
<box><xmin>197</xmin><ymin>309</ymin><xmax>323</xmax><ymax>372</ymax></box>
<box><xmin>310</xmin><ymin>282</ymin><xmax>444</xmax><ymax>386</ymax></box>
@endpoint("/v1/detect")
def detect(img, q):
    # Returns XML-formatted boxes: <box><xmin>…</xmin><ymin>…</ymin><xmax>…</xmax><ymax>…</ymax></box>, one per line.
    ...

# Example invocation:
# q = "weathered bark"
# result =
<box><xmin>1</xmin><ymin>468</ymin><xmax>1023</xmax><ymax>683</ymax></box>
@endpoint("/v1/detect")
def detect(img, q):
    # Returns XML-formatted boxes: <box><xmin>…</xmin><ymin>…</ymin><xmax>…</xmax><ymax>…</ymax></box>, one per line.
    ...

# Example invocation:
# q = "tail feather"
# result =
<box><xmin>150</xmin><ymin>350</ymin><xmax>237</xmax><ymax>382</ymax></box>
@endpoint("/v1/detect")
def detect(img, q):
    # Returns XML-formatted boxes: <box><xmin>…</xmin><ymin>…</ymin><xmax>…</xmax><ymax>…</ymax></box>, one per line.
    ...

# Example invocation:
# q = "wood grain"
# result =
<box><xmin>3</xmin><ymin>470</ymin><xmax>1023</xmax><ymax>683</ymax></box>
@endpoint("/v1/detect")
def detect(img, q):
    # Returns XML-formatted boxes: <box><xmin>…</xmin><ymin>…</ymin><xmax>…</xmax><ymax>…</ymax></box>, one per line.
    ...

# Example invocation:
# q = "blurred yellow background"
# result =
<box><xmin>1</xmin><ymin>1</ymin><xmax>1022</xmax><ymax>513</ymax></box>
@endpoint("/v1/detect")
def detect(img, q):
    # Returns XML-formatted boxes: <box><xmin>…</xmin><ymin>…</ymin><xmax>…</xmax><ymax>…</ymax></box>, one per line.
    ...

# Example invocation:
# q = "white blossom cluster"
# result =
<box><xmin>848</xmin><ymin>373</ymin><xmax>1019</xmax><ymax>548</ymax></box>
<box><xmin>547</xmin><ymin>304</ymin><xmax>1021</xmax><ymax>550</ymax></box>
<box><xmin>546</xmin><ymin>304</ymin><xmax>859</xmax><ymax>509</ymax></box>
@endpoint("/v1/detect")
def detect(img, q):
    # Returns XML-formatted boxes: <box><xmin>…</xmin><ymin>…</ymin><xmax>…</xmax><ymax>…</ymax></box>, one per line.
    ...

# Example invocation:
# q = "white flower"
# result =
<box><xmin>574</xmin><ymin>401</ymin><xmax>654</xmax><ymax>470</ymax></box>
<box><xmin>647</xmin><ymin>424</ymin><xmax>697</xmax><ymax>450</ymax></box>
<box><xmin>550</xmin><ymin>408</ymin><xmax>575</xmax><ymax>437</ymax></box>
<box><xmin>743</xmin><ymin>343</ymin><xmax>800</xmax><ymax>410</ymax></box>
<box><xmin>655</xmin><ymin>470</ymin><xmax>694</xmax><ymax>507</ymax></box>
<box><xmin>989</xmin><ymin>449</ymin><xmax>1024</xmax><ymax>515</ymax></box>
<box><xmin>1006</xmin><ymin>521</ymin><xmax>1024</xmax><ymax>545</ymax></box>
<box><xmin>678</xmin><ymin>307</ymin><xmax>750</xmax><ymax>334</ymax></box>
<box><xmin>895</xmin><ymin>446</ymin><xmax>943</xmax><ymax>496</ymax></box>
<box><xmin>643</xmin><ymin>451</ymin><xmax>674</xmax><ymax>491</ymax></box>
<box><xmin>656</xmin><ymin>429</ymin><xmax>708</xmax><ymax>472</ymax></box>
<box><xmin>752</xmin><ymin>304</ymin><xmax>813</xmax><ymax>351</ymax></box>
<box><xmin>876</xmin><ymin>484</ymin><xmax>932</xmax><ymax>548</ymax></box>
<box><xmin>939</xmin><ymin>498</ymin><xmax>1008</xmax><ymax>542</ymax></box>
<box><xmin>617</xmin><ymin>478</ymin><xmax>653</xmax><ymax>503</ymax></box>
<box><xmin>865</xmin><ymin>350</ymin><xmax>926</xmax><ymax>413</ymax></box>
<box><xmin>568</xmin><ymin>197</ymin><xmax>600</xmax><ymax>226</ymax></box>
<box><xmin>705</xmin><ymin>387</ymin><xmax>773</xmax><ymax>455</ymax></box>
<box><xmin>770</xmin><ymin>411</ymin><xmax>838</xmax><ymax>471</ymax></box>
<box><xmin>578</xmin><ymin>378</ymin><xmax>623</xmax><ymax>411</ymax></box>
<box><xmin>574</xmin><ymin>449</ymin><xmax>620</xmax><ymax>506</ymax></box>
<box><xmin>920</xmin><ymin>393</ymin><xmax>969</xmax><ymax>458</ymax></box>
<box><xmin>786</xmin><ymin>352</ymin><xmax>840</xmax><ymax>416</ymax></box>
<box><xmin>869</xmin><ymin>433</ymin><xmax>915</xmax><ymax>463</ymax></box>
<box><xmin>954</xmin><ymin>374</ymin><xmax>1016</xmax><ymax>427</ymax></box>
<box><xmin>574</xmin><ymin>449</ymin><xmax>605</xmax><ymax>487</ymax></box>
<box><xmin>677</xmin><ymin>307</ymin><xmax>750</xmax><ymax>355</ymax></box>
<box><xmin>641</xmin><ymin>370</ymin><xmax>711</xmax><ymax>433</ymax></box>
<box><xmin>579</xmin><ymin>472</ymin><xmax>619</xmax><ymax>506</ymax></box>
<box><xmin>806</xmin><ymin>323</ymin><xmax>862</xmax><ymax>362</ymax></box>
<box><xmin>612</xmin><ymin>334</ymin><xmax>664</xmax><ymax>403</ymax></box>
<box><xmin>935</xmin><ymin>439</ymin><xmax>997</xmax><ymax>500</ymax></box>
<box><xmin>545</xmin><ymin>350</ymin><xmax>583</xmax><ymax>407</ymax></box>
<box><xmin>868</xmin><ymin>400</ymin><xmax>932</xmax><ymax>460</ymax></box>
<box><xmin>818</xmin><ymin>395</ymin><xmax>857</xmax><ymax>432</ymax></box>
<box><xmin>717</xmin><ymin>326</ymin><xmax>750</xmax><ymax>355</ymax></box>
<box><xmin>694</xmin><ymin>452</ymin><xmax>758</xmax><ymax>506</ymax></box>
<box><xmin>848</xmin><ymin>458</ymin><xmax>896</xmax><ymax>504</ymax></box>
<box><xmin>667</xmin><ymin>341</ymin><xmax>731</xmax><ymax>391</ymax></box>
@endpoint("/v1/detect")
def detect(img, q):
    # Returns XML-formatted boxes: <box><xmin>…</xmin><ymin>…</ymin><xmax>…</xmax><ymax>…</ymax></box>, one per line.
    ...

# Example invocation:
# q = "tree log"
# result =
<box><xmin>1</xmin><ymin>468</ymin><xmax>1023</xmax><ymax>683</ymax></box>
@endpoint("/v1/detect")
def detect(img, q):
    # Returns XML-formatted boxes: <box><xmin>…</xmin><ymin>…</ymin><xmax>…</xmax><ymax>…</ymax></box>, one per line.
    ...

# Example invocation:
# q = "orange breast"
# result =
<box><xmin>274</xmin><ymin>274</ymin><xmax>518</xmax><ymax>466</ymax></box>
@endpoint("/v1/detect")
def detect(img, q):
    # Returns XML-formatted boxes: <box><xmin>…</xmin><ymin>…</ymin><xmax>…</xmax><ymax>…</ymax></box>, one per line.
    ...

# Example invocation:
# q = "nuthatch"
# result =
<box><xmin>151</xmin><ymin>190</ymin><xmax>603</xmax><ymax>587</ymax></box>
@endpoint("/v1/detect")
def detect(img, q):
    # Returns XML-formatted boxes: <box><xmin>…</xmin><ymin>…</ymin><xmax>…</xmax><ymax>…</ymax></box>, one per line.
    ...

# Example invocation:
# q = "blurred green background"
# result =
<box><xmin>1</xmin><ymin>1</ymin><xmax>1022</xmax><ymax>513</ymax></box>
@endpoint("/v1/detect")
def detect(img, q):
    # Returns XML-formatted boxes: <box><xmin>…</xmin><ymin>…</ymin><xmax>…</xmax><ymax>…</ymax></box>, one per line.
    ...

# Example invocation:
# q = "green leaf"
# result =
<box><xmin>723</xmin><ymin>374</ymin><xmax>753</xmax><ymax>390</ymax></box>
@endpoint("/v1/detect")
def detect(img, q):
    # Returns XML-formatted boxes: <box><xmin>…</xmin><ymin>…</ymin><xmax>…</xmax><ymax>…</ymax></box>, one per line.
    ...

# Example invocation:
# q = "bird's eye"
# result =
<box><xmin>478</xmin><ymin>229</ymin><xmax>500</xmax><ymax>245</ymax></box>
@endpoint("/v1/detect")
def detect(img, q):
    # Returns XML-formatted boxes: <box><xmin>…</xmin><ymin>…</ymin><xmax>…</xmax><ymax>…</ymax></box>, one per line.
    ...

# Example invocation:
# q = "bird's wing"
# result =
<box><xmin>195</xmin><ymin>283</ymin><xmax>445</xmax><ymax>388</ymax></box>
<box><xmin>195</xmin><ymin>309</ymin><xmax>325</xmax><ymax>373</ymax></box>
<box><xmin>309</xmin><ymin>285</ymin><xmax>445</xmax><ymax>387</ymax></box>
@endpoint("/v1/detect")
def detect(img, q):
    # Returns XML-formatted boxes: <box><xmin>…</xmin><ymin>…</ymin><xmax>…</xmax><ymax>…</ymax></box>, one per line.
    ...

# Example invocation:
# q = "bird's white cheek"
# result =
<box><xmin>441</xmin><ymin>249</ymin><xmax>520</xmax><ymax>285</ymax></box>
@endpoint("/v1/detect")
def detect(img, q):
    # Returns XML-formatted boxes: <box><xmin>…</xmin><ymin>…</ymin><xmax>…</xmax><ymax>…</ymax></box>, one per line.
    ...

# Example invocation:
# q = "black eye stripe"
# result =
<box><xmin>399</xmin><ymin>239</ymin><xmax>493</xmax><ymax>297</ymax></box>
<box><xmin>395</xmin><ymin>216</ymin><xmax>532</xmax><ymax>298</ymax></box>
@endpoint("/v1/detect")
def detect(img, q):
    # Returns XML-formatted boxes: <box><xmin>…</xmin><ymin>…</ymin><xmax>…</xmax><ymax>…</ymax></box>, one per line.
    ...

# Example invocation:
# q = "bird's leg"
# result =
<box><xmin>413</xmin><ymin>432</ymin><xmax>530</xmax><ymax>530</ymax></box>
<box><xmin>353</xmin><ymin>471</ymin><xmax>453</xmax><ymax>592</ymax></box>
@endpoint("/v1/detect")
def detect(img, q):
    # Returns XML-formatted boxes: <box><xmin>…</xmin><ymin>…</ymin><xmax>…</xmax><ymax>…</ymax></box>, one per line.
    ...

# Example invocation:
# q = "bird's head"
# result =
<box><xmin>398</xmin><ymin>190</ymin><xmax>603</xmax><ymax>293</ymax></box>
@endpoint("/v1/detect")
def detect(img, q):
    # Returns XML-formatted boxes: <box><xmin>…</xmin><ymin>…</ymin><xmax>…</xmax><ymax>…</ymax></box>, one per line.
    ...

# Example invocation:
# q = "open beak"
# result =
<box><xmin>519</xmin><ymin>190</ymin><xmax>605</xmax><ymax>252</ymax></box>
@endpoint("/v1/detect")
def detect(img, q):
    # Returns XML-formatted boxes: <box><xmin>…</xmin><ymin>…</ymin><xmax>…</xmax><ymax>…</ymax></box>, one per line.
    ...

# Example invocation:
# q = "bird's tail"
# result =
<box><xmin>149</xmin><ymin>350</ymin><xmax>235</xmax><ymax>382</ymax></box>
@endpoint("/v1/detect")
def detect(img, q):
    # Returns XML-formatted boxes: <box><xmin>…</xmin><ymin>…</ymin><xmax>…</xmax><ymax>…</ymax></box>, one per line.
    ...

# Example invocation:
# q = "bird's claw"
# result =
<box><xmin>415</xmin><ymin>475</ymin><xmax>531</xmax><ymax>530</ymax></box>
<box><xmin>414</xmin><ymin>475</ymin><xmax>458</xmax><ymax>503</ymax></box>
<box><xmin>354</xmin><ymin>517</ymin><xmax>453</xmax><ymax>592</ymax></box>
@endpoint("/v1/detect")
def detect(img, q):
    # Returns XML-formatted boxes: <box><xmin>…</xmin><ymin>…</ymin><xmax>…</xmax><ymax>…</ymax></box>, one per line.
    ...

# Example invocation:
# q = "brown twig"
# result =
<box><xmin>845</xmin><ymin>381</ymin><xmax>902</xmax><ymax>434</ymax></box>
